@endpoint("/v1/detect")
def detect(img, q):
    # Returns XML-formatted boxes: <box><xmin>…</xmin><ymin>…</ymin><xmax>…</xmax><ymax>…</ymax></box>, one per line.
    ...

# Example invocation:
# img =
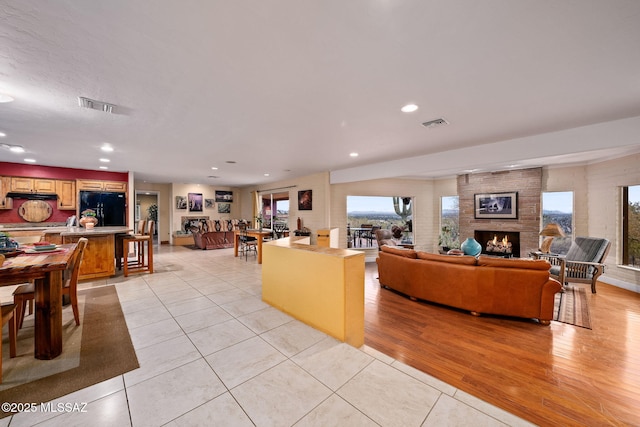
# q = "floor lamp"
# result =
<box><xmin>539</xmin><ymin>223</ymin><xmax>565</xmax><ymax>253</ymax></box>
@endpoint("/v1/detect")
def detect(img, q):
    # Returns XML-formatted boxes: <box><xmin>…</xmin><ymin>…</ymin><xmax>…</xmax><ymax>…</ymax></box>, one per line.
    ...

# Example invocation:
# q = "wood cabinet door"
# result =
<box><xmin>34</xmin><ymin>178</ymin><xmax>56</xmax><ymax>193</ymax></box>
<box><xmin>76</xmin><ymin>180</ymin><xmax>104</xmax><ymax>191</ymax></box>
<box><xmin>11</xmin><ymin>177</ymin><xmax>34</xmax><ymax>192</ymax></box>
<box><xmin>103</xmin><ymin>181</ymin><xmax>127</xmax><ymax>192</ymax></box>
<box><xmin>56</xmin><ymin>180</ymin><xmax>77</xmax><ymax>210</ymax></box>
<box><xmin>0</xmin><ymin>177</ymin><xmax>13</xmax><ymax>209</ymax></box>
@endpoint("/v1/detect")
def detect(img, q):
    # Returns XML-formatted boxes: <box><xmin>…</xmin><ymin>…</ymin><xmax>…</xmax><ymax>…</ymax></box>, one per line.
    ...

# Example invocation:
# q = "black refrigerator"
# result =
<box><xmin>79</xmin><ymin>191</ymin><xmax>126</xmax><ymax>227</ymax></box>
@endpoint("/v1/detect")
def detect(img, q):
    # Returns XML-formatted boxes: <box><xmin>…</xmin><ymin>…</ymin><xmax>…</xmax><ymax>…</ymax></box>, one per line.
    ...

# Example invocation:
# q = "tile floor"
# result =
<box><xmin>2</xmin><ymin>245</ymin><xmax>535</xmax><ymax>426</ymax></box>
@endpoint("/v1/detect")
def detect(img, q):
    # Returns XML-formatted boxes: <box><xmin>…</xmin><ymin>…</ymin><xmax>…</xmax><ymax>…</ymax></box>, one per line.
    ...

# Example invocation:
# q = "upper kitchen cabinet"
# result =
<box><xmin>77</xmin><ymin>179</ymin><xmax>127</xmax><ymax>192</ymax></box>
<box><xmin>11</xmin><ymin>177</ymin><xmax>57</xmax><ymax>193</ymax></box>
<box><xmin>56</xmin><ymin>180</ymin><xmax>76</xmax><ymax>210</ymax></box>
<box><xmin>0</xmin><ymin>176</ymin><xmax>13</xmax><ymax>209</ymax></box>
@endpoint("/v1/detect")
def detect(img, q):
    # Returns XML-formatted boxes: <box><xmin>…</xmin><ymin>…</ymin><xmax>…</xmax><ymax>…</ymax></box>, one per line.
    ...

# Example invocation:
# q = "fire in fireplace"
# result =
<box><xmin>474</xmin><ymin>230</ymin><xmax>521</xmax><ymax>257</ymax></box>
<box><xmin>486</xmin><ymin>234</ymin><xmax>512</xmax><ymax>254</ymax></box>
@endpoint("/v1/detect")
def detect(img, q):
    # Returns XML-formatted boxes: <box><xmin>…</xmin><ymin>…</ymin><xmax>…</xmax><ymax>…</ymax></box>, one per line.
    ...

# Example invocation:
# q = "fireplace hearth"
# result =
<box><xmin>474</xmin><ymin>230</ymin><xmax>521</xmax><ymax>258</ymax></box>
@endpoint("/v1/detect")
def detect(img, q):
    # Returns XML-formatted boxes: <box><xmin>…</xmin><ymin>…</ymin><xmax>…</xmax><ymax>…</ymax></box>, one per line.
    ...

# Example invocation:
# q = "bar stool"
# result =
<box><xmin>116</xmin><ymin>220</ymin><xmax>146</xmax><ymax>270</ymax></box>
<box><xmin>123</xmin><ymin>220</ymin><xmax>154</xmax><ymax>277</ymax></box>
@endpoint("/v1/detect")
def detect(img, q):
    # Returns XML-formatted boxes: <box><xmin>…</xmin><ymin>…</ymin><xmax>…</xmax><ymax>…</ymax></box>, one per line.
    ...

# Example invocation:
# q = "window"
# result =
<box><xmin>260</xmin><ymin>192</ymin><xmax>289</xmax><ymax>228</ymax></box>
<box><xmin>541</xmin><ymin>191</ymin><xmax>573</xmax><ymax>254</ymax></box>
<box><xmin>346</xmin><ymin>196</ymin><xmax>413</xmax><ymax>248</ymax></box>
<box><xmin>440</xmin><ymin>196</ymin><xmax>459</xmax><ymax>250</ymax></box>
<box><xmin>623</xmin><ymin>185</ymin><xmax>640</xmax><ymax>268</ymax></box>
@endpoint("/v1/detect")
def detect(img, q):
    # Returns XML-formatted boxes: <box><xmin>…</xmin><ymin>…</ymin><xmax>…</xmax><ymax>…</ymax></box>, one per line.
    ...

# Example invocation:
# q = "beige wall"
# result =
<box><xmin>169</xmin><ymin>184</ymin><xmax>240</xmax><ymax>243</ymax></box>
<box><xmin>133</xmin><ymin>182</ymin><xmax>171</xmax><ymax>244</ymax></box>
<box><xmin>239</xmin><ymin>172</ymin><xmax>331</xmax><ymax>244</ymax></box>
<box><xmin>583</xmin><ymin>154</ymin><xmax>640</xmax><ymax>291</ymax></box>
<box><xmin>331</xmin><ymin>178</ymin><xmax>436</xmax><ymax>255</ymax></box>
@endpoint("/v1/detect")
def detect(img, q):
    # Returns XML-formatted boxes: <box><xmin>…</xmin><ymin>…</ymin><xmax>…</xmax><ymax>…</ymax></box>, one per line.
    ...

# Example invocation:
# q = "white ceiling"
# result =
<box><xmin>1</xmin><ymin>1</ymin><xmax>640</xmax><ymax>186</ymax></box>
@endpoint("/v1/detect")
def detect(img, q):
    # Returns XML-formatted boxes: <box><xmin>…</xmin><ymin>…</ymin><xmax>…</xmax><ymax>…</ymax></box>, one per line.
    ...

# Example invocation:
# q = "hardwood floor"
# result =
<box><xmin>363</xmin><ymin>262</ymin><xmax>640</xmax><ymax>426</ymax></box>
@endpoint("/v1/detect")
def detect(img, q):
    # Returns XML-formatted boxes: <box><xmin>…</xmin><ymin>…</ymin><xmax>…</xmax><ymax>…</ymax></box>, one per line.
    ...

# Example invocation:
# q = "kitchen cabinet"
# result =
<box><xmin>0</xmin><ymin>177</ymin><xmax>14</xmax><ymax>209</ymax></box>
<box><xmin>56</xmin><ymin>180</ymin><xmax>76</xmax><ymax>210</ymax></box>
<box><xmin>11</xmin><ymin>177</ymin><xmax>56</xmax><ymax>193</ymax></box>
<box><xmin>77</xmin><ymin>179</ymin><xmax>127</xmax><ymax>192</ymax></box>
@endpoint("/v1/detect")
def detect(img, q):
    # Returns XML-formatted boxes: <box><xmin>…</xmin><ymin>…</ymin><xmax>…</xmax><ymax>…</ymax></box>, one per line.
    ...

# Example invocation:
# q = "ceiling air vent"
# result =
<box><xmin>78</xmin><ymin>97</ymin><xmax>116</xmax><ymax>113</ymax></box>
<box><xmin>422</xmin><ymin>118</ymin><xmax>448</xmax><ymax>128</ymax></box>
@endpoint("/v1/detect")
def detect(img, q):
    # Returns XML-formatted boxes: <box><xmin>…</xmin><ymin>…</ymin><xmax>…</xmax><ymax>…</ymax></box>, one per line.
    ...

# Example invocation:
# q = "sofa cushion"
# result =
<box><xmin>477</xmin><ymin>256</ymin><xmax>550</xmax><ymax>270</ymax></box>
<box><xmin>380</xmin><ymin>245</ymin><xmax>417</xmax><ymax>259</ymax></box>
<box><xmin>416</xmin><ymin>251</ymin><xmax>477</xmax><ymax>265</ymax></box>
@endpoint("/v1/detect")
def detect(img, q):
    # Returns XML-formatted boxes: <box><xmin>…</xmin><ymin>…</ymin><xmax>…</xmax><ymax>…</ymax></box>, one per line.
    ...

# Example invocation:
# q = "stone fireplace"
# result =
<box><xmin>457</xmin><ymin>168</ymin><xmax>542</xmax><ymax>257</ymax></box>
<box><xmin>474</xmin><ymin>230</ymin><xmax>520</xmax><ymax>258</ymax></box>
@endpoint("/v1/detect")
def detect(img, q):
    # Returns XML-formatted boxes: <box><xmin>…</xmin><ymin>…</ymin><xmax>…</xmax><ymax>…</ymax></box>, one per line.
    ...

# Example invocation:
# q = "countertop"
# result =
<box><xmin>41</xmin><ymin>226</ymin><xmax>132</xmax><ymax>236</ymax></box>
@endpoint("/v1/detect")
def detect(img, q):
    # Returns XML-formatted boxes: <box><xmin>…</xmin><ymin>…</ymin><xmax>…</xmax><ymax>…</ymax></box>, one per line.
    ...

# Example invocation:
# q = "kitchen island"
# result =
<box><xmin>41</xmin><ymin>226</ymin><xmax>131</xmax><ymax>280</ymax></box>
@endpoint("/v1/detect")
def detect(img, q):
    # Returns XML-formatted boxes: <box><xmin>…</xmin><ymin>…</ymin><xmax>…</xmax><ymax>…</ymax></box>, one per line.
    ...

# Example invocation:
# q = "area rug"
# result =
<box><xmin>0</xmin><ymin>286</ymin><xmax>139</xmax><ymax>417</ymax></box>
<box><xmin>554</xmin><ymin>285</ymin><xmax>592</xmax><ymax>329</ymax></box>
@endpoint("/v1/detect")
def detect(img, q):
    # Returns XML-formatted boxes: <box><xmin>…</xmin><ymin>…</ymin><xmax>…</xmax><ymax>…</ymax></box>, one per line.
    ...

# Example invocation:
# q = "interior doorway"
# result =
<box><xmin>135</xmin><ymin>191</ymin><xmax>159</xmax><ymax>245</ymax></box>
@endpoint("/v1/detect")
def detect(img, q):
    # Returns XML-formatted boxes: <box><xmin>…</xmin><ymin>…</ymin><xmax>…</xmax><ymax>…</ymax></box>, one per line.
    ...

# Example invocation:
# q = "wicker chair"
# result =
<box><xmin>533</xmin><ymin>237</ymin><xmax>610</xmax><ymax>293</ymax></box>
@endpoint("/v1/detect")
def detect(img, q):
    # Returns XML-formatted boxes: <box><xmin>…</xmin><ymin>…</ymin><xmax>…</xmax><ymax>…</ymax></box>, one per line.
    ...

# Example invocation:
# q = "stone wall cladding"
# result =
<box><xmin>457</xmin><ymin>168</ymin><xmax>542</xmax><ymax>257</ymax></box>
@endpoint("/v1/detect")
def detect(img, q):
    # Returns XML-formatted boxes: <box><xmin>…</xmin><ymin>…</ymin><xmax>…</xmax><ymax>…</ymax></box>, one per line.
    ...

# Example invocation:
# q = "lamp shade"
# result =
<box><xmin>539</xmin><ymin>223</ymin><xmax>565</xmax><ymax>237</ymax></box>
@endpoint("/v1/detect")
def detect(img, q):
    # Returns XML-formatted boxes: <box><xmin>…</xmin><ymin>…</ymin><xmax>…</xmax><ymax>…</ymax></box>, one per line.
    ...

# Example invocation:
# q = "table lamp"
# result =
<box><xmin>539</xmin><ymin>223</ymin><xmax>565</xmax><ymax>253</ymax></box>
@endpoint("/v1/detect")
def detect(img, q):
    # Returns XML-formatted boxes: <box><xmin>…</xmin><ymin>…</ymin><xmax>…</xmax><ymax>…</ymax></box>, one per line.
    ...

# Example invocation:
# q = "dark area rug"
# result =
<box><xmin>0</xmin><ymin>285</ymin><xmax>139</xmax><ymax>417</ymax></box>
<box><xmin>554</xmin><ymin>285</ymin><xmax>592</xmax><ymax>329</ymax></box>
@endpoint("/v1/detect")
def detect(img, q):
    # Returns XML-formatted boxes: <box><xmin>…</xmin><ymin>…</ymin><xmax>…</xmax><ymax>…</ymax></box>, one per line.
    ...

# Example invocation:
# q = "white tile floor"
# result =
<box><xmin>2</xmin><ymin>246</ymin><xmax>536</xmax><ymax>427</ymax></box>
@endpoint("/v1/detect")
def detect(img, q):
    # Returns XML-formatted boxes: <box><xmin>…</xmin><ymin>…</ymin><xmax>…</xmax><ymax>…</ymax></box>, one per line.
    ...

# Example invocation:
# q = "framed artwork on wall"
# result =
<box><xmin>298</xmin><ymin>190</ymin><xmax>312</xmax><ymax>210</ymax></box>
<box><xmin>215</xmin><ymin>190</ymin><xmax>233</xmax><ymax>203</ymax></box>
<box><xmin>205</xmin><ymin>199</ymin><xmax>214</xmax><ymax>208</ymax></box>
<box><xmin>176</xmin><ymin>196</ymin><xmax>187</xmax><ymax>210</ymax></box>
<box><xmin>188</xmin><ymin>193</ymin><xmax>203</xmax><ymax>212</ymax></box>
<box><xmin>218</xmin><ymin>202</ymin><xmax>231</xmax><ymax>214</ymax></box>
<box><xmin>474</xmin><ymin>192</ymin><xmax>518</xmax><ymax>219</ymax></box>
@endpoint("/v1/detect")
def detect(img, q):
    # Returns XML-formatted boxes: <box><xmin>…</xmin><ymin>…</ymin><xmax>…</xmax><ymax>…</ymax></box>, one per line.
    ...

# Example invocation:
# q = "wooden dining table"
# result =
<box><xmin>0</xmin><ymin>243</ymin><xmax>77</xmax><ymax>360</ymax></box>
<box><xmin>233</xmin><ymin>229</ymin><xmax>273</xmax><ymax>264</ymax></box>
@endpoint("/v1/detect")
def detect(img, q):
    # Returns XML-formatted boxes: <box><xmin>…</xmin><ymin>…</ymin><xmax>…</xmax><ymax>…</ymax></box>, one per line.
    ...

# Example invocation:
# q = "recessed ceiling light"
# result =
<box><xmin>1</xmin><ymin>143</ymin><xmax>25</xmax><ymax>153</ymax></box>
<box><xmin>99</xmin><ymin>166</ymin><xmax>108</xmax><ymax>170</ymax></box>
<box><xmin>211</xmin><ymin>166</ymin><xmax>218</xmax><ymax>170</ymax></box>
<box><xmin>401</xmin><ymin>104</ymin><xmax>419</xmax><ymax>113</ymax></box>
<box><xmin>226</xmin><ymin>160</ymin><xmax>236</xmax><ymax>164</ymax></box>
<box><xmin>9</xmin><ymin>145</ymin><xmax>25</xmax><ymax>153</ymax></box>
<box><xmin>101</xmin><ymin>144</ymin><xmax>114</xmax><ymax>152</ymax></box>
<box><xmin>0</xmin><ymin>132</ymin><xmax>6</xmax><ymax>137</ymax></box>
<box><xmin>24</xmin><ymin>158</ymin><xmax>36</xmax><ymax>163</ymax></box>
<box><xmin>99</xmin><ymin>158</ymin><xmax>110</xmax><ymax>163</ymax></box>
<box><xmin>207</xmin><ymin>175</ymin><xmax>219</xmax><ymax>178</ymax></box>
<box><xmin>0</xmin><ymin>93</ymin><xmax>15</xmax><ymax>103</ymax></box>
<box><xmin>264</xmin><ymin>173</ymin><xmax>270</xmax><ymax>177</ymax></box>
<box><xmin>350</xmin><ymin>152</ymin><xmax>359</xmax><ymax>157</ymax></box>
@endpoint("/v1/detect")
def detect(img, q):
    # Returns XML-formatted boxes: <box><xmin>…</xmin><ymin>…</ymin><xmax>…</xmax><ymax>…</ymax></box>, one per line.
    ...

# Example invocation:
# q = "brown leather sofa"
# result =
<box><xmin>190</xmin><ymin>220</ymin><xmax>234</xmax><ymax>250</ymax></box>
<box><xmin>376</xmin><ymin>245</ymin><xmax>562</xmax><ymax>325</ymax></box>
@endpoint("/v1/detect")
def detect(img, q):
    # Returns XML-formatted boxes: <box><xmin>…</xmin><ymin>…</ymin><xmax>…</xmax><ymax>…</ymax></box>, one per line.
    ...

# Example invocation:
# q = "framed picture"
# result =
<box><xmin>205</xmin><ymin>199</ymin><xmax>214</xmax><ymax>208</ymax></box>
<box><xmin>188</xmin><ymin>193</ymin><xmax>203</xmax><ymax>212</ymax></box>
<box><xmin>298</xmin><ymin>190</ymin><xmax>312</xmax><ymax>210</ymax></box>
<box><xmin>218</xmin><ymin>202</ymin><xmax>231</xmax><ymax>214</ymax></box>
<box><xmin>474</xmin><ymin>192</ymin><xmax>518</xmax><ymax>219</ymax></box>
<box><xmin>176</xmin><ymin>196</ymin><xmax>187</xmax><ymax>210</ymax></box>
<box><xmin>215</xmin><ymin>190</ymin><xmax>233</xmax><ymax>203</ymax></box>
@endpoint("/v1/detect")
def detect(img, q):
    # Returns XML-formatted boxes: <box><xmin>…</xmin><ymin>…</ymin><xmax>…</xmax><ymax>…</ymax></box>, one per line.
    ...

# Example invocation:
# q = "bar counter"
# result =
<box><xmin>261</xmin><ymin>237</ymin><xmax>365</xmax><ymax>347</ymax></box>
<box><xmin>41</xmin><ymin>226</ymin><xmax>131</xmax><ymax>280</ymax></box>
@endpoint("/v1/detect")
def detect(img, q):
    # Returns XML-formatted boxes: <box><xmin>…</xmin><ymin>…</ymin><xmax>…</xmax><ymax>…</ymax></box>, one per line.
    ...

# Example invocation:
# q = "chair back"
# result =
<box><xmin>566</xmin><ymin>237</ymin><xmax>610</xmax><ymax>263</ymax></box>
<box><xmin>66</xmin><ymin>238</ymin><xmax>88</xmax><ymax>292</ymax></box>
<box><xmin>136</xmin><ymin>220</ymin><xmax>146</xmax><ymax>235</ymax></box>
<box><xmin>273</xmin><ymin>222</ymin><xmax>287</xmax><ymax>239</ymax></box>
<box><xmin>146</xmin><ymin>220</ymin><xmax>155</xmax><ymax>236</ymax></box>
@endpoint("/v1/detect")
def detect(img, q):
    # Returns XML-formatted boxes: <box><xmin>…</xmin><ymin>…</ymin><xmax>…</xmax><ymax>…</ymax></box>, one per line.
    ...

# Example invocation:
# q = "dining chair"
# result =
<box><xmin>13</xmin><ymin>238</ymin><xmax>88</xmax><ymax>330</ymax></box>
<box><xmin>1</xmin><ymin>291</ymin><xmax>18</xmax><ymax>382</ymax></box>
<box><xmin>238</xmin><ymin>222</ymin><xmax>257</xmax><ymax>260</ymax></box>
